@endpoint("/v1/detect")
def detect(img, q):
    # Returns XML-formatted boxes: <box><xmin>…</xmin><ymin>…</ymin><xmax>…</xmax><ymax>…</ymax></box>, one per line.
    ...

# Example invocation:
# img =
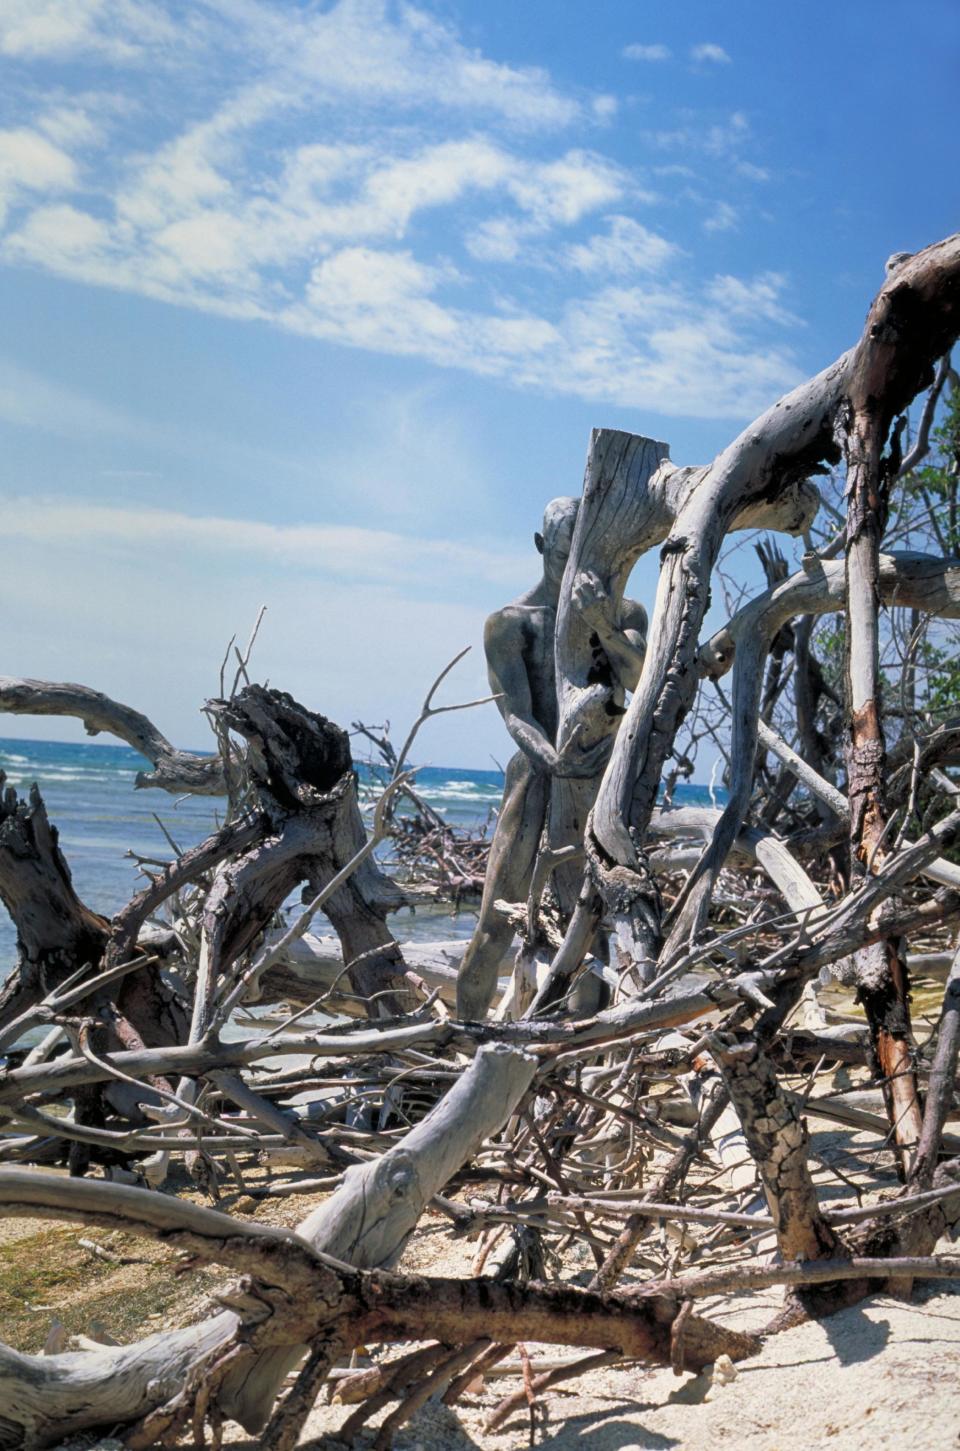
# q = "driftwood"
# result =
<box><xmin>0</xmin><ymin>678</ymin><xmax>225</xmax><ymax>794</ymax></box>
<box><xmin>1</xmin><ymin>233</ymin><xmax>960</xmax><ymax>1449</ymax></box>
<box><xmin>588</xmin><ymin>236</ymin><xmax>960</xmax><ymax>962</ymax></box>
<box><xmin>0</xmin><ymin>776</ymin><xmax>109</xmax><ymax>1027</ymax></box>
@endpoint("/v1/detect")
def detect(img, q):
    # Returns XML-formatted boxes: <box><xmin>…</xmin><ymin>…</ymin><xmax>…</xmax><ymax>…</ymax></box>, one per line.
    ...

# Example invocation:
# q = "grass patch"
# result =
<box><xmin>0</xmin><ymin>1225</ymin><xmax>190</xmax><ymax>1352</ymax></box>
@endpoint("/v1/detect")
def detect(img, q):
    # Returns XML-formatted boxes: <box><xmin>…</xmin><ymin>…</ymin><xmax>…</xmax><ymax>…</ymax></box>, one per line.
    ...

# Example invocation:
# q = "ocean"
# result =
<box><xmin>0</xmin><ymin>735</ymin><xmax>723</xmax><ymax>975</ymax></box>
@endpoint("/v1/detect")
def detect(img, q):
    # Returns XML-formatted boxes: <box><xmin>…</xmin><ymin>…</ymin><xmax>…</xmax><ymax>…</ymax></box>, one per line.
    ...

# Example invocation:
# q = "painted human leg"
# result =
<box><xmin>455</xmin><ymin>751</ymin><xmax>548</xmax><ymax>1020</ymax></box>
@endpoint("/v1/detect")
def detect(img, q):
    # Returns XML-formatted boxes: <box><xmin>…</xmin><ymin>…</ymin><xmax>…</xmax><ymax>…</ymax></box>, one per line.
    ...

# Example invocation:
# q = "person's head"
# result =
<box><xmin>535</xmin><ymin>496</ymin><xmax>579</xmax><ymax>587</ymax></box>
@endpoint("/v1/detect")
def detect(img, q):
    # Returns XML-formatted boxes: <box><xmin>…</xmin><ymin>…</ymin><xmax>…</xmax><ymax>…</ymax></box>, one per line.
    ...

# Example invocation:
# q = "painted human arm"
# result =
<box><xmin>484</xmin><ymin>612</ymin><xmax>608</xmax><ymax>776</ymax></box>
<box><xmin>571</xmin><ymin>572</ymin><xmax>648</xmax><ymax>692</ymax></box>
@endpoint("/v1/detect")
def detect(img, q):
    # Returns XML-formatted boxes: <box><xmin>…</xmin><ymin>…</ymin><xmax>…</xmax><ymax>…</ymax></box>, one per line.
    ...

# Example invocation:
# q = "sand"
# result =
<box><xmin>221</xmin><ymin>1280</ymin><xmax>960</xmax><ymax>1451</ymax></box>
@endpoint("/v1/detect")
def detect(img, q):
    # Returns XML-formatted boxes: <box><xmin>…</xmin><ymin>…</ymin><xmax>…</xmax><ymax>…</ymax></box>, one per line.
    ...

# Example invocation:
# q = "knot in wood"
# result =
<box><xmin>699</xmin><ymin>637</ymin><xmax>732</xmax><ymax>679</ymax></box>
<box><xmin>660</xmin><ymin>534</ymin><xmax>689</xmax><ymax>561</ymax></box>
<box><xmin>380</xmin><ymin>1153</ymin><xmax>417</xmax><ymax>1203</ymax></box>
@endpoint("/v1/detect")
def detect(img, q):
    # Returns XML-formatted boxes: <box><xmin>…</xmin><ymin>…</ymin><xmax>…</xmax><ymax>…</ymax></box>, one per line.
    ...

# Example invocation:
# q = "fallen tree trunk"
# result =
<box><xmin>0</xmin><ymin>1041</ymin><xmax>540</xmax><ymax>1444</ymax></box>
<box><xmin>259</xmin><ymin>932</ymin><xmax>475</xmax><ymax>1015</ymax></box>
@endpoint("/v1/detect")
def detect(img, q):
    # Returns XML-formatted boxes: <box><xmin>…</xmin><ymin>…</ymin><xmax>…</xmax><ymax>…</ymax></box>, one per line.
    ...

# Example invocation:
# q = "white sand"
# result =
<box><xmin>218</xmin><ymin>1280</ymin><xmax>960</xmax><ymax>1450</ymax></box>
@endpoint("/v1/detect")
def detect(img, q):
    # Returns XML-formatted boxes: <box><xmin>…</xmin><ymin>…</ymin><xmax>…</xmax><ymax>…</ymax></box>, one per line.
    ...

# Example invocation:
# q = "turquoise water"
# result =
<box><xmin>0</xmin><ymin>735</ymin><xmax>723</xmax><ymax>973</ymax></box>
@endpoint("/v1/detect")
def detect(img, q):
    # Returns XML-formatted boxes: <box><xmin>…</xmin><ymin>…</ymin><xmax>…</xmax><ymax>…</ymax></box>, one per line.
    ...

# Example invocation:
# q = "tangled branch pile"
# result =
<box><xmin>351</xmin><ymin>718</ymin><xmax>492</xmax><ymax>904</ymax></box>
<box><xmin>1</xmin><ymin>235</ymin><xmax>960</xmax><ymax>1451</ymax></box>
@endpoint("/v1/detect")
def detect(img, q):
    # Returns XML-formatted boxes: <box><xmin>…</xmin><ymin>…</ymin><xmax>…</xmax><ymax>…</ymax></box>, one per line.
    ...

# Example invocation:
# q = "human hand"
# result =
<box><xmin>517</xmin><ymin>735</ymin><xmax>563</xmax><ymax>776</ymax></box>
<box><xmin>571</xmin><ymin>570</ymin><xmax>612</xmax><ymax>630</ymax></box>
<box><xmin>555</xmin><ymin>730</ymin><xmax>612</xmax><ymax>778</ymax></box>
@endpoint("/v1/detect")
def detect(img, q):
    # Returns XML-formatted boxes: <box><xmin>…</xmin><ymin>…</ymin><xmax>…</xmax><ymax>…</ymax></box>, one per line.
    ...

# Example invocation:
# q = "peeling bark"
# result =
<box><xmin>709</xmin><ymin>1035</ymin><xmax>843</xmax><ymax>1263</ymax></box>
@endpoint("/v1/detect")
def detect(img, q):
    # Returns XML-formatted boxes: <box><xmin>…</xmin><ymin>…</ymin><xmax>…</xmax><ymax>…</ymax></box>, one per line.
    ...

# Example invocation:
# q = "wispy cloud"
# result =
<box><xmin>706</xmin><ymin>272</ymin><xmax>798</xmax><ymax>325</ymax></box>
<box><xmin>691</xmin><ymin>43</ymin><xmax>732</xmax><ymax>65</ymax></box>
<box><xmin>0</xmin><ymin>0</ymin><xmax>183</xmax><ymax>62</ymax></box>
<box><xmin>565</xmin><ymin>216</ymin><xmax>678</xmax><ymax>275</ymax></box>
<box><xmin>0</xmin><ymin>1</ymin><xmax>796</xmax><ymax>421</ymax></box>
<box><xmin>0</xmin><ymin>356</ymin><xmax>142</xmax><ymax>437</ymax></box>
<box><xmin>648</xmin><ymin>112</ymin><xmax>751</xmax><ymax>157</ymax></box>
<box><xmin>2</xmin><ymin>496</ymin><xmax>530</xmax><ymax>591</ymax></box>
<box><xmin>703</xmin><ymin>201</ymin><xmax>739</xmax><ymax>234</ymax></box>
<box><xmin>622</xmin><ymin>43</ymin><xmax>671</xmax><ymax>62</ymax></box>
<box><xmin>277</xmin><ymin>0</ymin><xmax>580</xmax><ymax>129</ymax></box>
<box><xmin>0</xmin><ymin>127</ymin><xmax>77</xmax><ymax>226</ymax></box>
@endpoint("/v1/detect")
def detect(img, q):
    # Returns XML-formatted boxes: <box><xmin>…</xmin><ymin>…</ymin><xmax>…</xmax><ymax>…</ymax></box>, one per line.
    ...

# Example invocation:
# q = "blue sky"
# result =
<box><xmin>0</xmin><ymin>0</ymin><xmax>957</xmax><ymax>770</ymax></box>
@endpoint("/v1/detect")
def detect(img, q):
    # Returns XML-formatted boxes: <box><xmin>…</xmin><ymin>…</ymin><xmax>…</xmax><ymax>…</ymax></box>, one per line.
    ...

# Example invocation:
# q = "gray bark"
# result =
<box><xmin>0</xmin><ymin>677</ymin><xmax>224</xmax><ymax>794</ymax></box>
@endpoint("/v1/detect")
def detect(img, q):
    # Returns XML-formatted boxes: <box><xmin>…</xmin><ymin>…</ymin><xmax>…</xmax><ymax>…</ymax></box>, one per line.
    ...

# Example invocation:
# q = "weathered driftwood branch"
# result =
<box><xmin>552</xmin><ymin>429</ymin><xmax>818</xmax><ymax>981</ymax></box>
<box><xmin>840</xmin><ymin>260</ymin><xmax>952</xmax><ymax>1171</ymax></box>
<box><xmin>0</xmin><ymin>676</ymin><xmax>225</xmax><ymax>793</ymax></box>
<box><xmin>701</xmin><ymin>551</ymin><xmax>960</xmax><ymax>679</ymax></box>
<box><xmin>585</xmin><ymin>233</ymin><xmax>960</xmax><ymax>982</ymax></box>
<box><xmin>669</xmin><ymin>551</ymin><xmax>960</xmax><ymax>948</ymax></box>
<box><xmin>0</xmin><ymin>775</ymin><xmax>108</xmax><ymax>1030</ymax></box>
<box><xmin>195</xmin><ymin>1038</ymin><xmax>539</xmax><ymax>1432</ymax></box>
<box><xmin>0</xmin><ymin>1160</ymin><xmax>764</xmax><ymax>1448</ymax></box>
<box><xmin>195</xmin><ymin>686</ymin><xmax>415</xmax><ymax>1023</ymax></box>
<box><xmin>257</xmin><ymin>931</ymin><xmax>484</xmax><ymax>1017</ymax></box>
<box><xmin>0</xmin><ymin>1042</ymin><xmax>540</xmax><ymax>1442</ymax></box>
<box><xmin>529</xmin><ymin>803</ymin><xmax>826</xmax><ymax>1013</ymax></box>
<box><xmin>0</xmin><ymin>782</ymin><xmax>187</xmax><ymax>1175</ymax></box>
<box><xmin>911</xmin><ymin>945</ymin><xmax>960</xmax><ymax>1188</ymax></box>
<box><xmin>4</xmin><ymin>826</ymin><xmax>957</xmax><ymax>1121</ymax></box>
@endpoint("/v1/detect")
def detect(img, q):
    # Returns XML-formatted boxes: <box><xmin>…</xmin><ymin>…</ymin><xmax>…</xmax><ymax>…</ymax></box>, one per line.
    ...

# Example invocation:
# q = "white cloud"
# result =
<box><xmin>360</xmin><ymin>141</ymin><xmax>510</xmax><ymax>231</ymax></box>
<box><xmin>705</xmin><ymin>113</ymin><xmax>750</xmax><ymax>155</ymax></box>
<box><xmin>691</xmin><ymin>43</ymin><xmax>732</xmax><ymax>65</ymax></box>
<box><xmin>465</xmin><ymin>216</ymin><xmax>537</xmax><ymax>263</ymax></box>
<box><xmin>544</xmin><ymin>282</ymin><xmax>799</xmax><ymax>417</ymax></box>
<box><xmin>592</xmin><ymin>95</ymin><xmax>618</xmax><ymax>121</ymax></box>
<box><xmin>6</xmin><ymin>190</ymin><xmax>798</xmax><ymax>417</ymax></box>
<box><xmin>1</xmin><ymin>496</ymin><xmax>529</xmax><ymax>591</ymax></box>
<box><xmin>170</xmin><ymin>0</ymin><xmax>580</xmax><ymax>134</ymax></box>
<box><xmin>5</xmin><ymin>203</ymin><xmax>114</xmax><ymax>269</ymax></box>
<box><xmin>506</xmin><ymin>150</ymin><xmax>625</xmax><ymax>227</ymax></box>
<box><xmin>737</xmin><ymin>160</ymin><xmax>770</xmax><ymax>183</ymax></box>
<box><xmin>707</xmin><ymin>272</ymin><xmax>798</xmax><ymax>324</ymax></box>
<box><xmin>116</xmin><ymin>123</ymin><xmax>237</xmax><ymax>233</ymax></box>
<box><xmin>299</xmin><ymin>247</ymin><xmax>459</xmax><ymax>356</ymax></box>
<box><xmin>0</xmin><ymin>127</ymin><xmax>77</xmax><ymax>226</ymax></box>
<box><xmin>277</xmin><ymin>0</ymin><xmax>580</xmax><ymax>129</ymax></box>
<box><xmin>0</xmin><ymin>0</ymin><xmax>181</xmax><ymax>62</ymax></box>
<box><xmin>36</xmin><ymin>104</ymin><xmax>105</xmax><ymax>149</ymax></box>
<box><xmin>102</xmin><ymin>136</ymin><xmax>622</xmax><ymax>290</ymax></box>
<box><xmin>565</xmin><ymin>216</ymin><xmax>677</xmax><ymax>275</ymax></box>
<box><xmin>0</xmin><ymin>1</ymin><xmax>802</xmax><ymax>423</ymax></box>
<box><xmin>704</xmin><ymin>201</ymin><xmax>738</xmax><ymax>233</ymax></box>
<box><xmin>649</xmin><ymin>112</ymin><xmax>751</xmax><ymax>159</ymax></box>
<box><xmin>285</xmin><ymin>255</ymin><xmax>800</xmax><ymax>419</ymax></box>
<box><xmin>475</xmin><ymin>315</ymin><xmax>561</xmax><ymax>357</ymax></box>
<box><xmin>622</xmin><ymin>43</ymin><xmax>671</xmax><ymax>62</ymax></box>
